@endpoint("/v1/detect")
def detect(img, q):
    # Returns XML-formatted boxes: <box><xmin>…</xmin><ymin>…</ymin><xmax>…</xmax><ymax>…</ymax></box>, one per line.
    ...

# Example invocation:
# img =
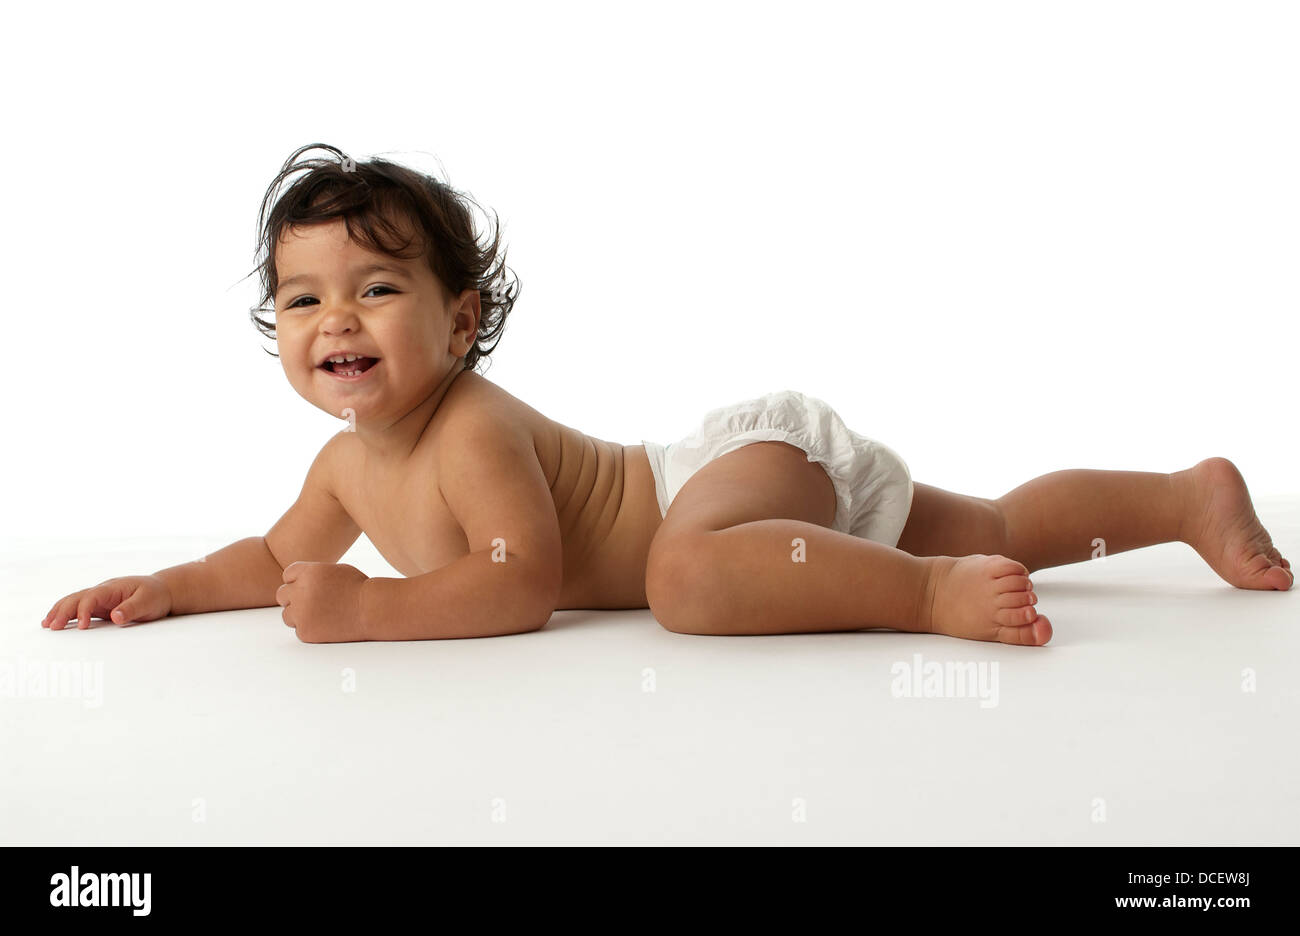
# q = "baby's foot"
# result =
<box><xmin>1177</xmin><ymin>457</ymin><xmax>1293</xmax><ymax>591</ymax></box>
<box><xmin>919</xmin><ymin>555</ymin><xmax>1053</xmax><ymax>646</ymax></box>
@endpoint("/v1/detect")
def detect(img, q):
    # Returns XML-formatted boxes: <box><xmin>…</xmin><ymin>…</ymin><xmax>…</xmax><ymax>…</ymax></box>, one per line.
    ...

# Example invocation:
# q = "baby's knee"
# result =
<box><xmin>645</xmin><ymin>532</ymin><xmax>718</xmax><ymax>634</ymax></box>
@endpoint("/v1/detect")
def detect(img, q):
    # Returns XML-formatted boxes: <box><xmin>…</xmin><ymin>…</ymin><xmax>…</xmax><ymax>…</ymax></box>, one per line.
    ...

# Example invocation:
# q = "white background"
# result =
<box><xmin>5</xmin><ymin>0</ymin><xmax>1296</xmax><ymax>546</ymax></box>
<box><xmin>3</xmin><ymin>0</ymin><xmax>1297</xmax><ymax>851</ymax></box>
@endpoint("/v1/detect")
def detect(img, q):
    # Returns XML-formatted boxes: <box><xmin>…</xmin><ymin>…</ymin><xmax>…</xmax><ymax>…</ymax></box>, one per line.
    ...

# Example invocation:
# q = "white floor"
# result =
<box><xmin>3</xmin><ymin>499</ymin><xmax>1298</xmax><ymax>845</ymax></box>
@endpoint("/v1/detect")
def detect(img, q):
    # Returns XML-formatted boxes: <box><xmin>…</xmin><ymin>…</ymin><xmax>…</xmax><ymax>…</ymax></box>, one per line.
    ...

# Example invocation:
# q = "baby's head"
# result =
<box><xmin>247</xmin><ymin>143</ymin><xmax>516</xmax><ymax>418</ymax></box>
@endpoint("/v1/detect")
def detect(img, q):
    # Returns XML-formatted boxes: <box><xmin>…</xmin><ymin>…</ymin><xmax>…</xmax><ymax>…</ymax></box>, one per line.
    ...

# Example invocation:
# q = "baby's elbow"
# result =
<box><xmin>518</xmin><ymin>555</ymin><xmax>562</xmax><ymax>630</ymax></box>
<box><xmin>517</xmin><ymin>592</ymin><xmax>557</xmax><ymax>633</ymax></box>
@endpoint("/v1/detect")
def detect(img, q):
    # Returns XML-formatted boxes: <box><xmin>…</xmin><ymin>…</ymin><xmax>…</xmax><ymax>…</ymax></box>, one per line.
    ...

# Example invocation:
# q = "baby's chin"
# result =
<box><xmin>314</xmin><ymin>398</ymin><xmax>367</xmax><ymax>424</ymax></box>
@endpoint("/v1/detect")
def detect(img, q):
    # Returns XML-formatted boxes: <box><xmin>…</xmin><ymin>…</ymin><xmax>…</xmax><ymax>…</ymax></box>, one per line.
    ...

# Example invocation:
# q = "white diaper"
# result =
<box><xmin>641</xmin><ymin>389</ymin><xmax>914</xmax><ymax>547</ymax></box>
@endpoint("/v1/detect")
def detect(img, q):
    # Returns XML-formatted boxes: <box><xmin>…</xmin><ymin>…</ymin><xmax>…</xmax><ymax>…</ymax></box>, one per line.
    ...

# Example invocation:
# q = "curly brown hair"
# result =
<box><xmin>246</xmin><ymin>143</ymin><xmax>517</xmax><ymax>374</ymax></box>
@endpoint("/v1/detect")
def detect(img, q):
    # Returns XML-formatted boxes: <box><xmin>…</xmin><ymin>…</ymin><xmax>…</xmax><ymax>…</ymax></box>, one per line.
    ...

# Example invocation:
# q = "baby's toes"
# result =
<box><xmin>996</xmin><ymin>605</ymin><xmax>1040</xmax><ymax>628</ymax></box>
<box><xmin>994</xmin><ymin>572</ymin><xmax>1031</xmax><ymax>594</ymax></box>
<box><xmin>996</xmin><ymin>589</ymin><xmax>1037</xmax><ymax>610</ymax></box>
<box><xmin>1241</xmin><ymin>551</ymin><xmax>1293</xmax><ymax>590</ymax></box>
<box><xmin>998</xmin><ymin>614</ymin><xmax>1053</xmax><ymax>647</ymax></box>
<box><xmin>988</xmin><ymin>556</ymin><xmax>1029</xmax><ymax>579</ymax></box>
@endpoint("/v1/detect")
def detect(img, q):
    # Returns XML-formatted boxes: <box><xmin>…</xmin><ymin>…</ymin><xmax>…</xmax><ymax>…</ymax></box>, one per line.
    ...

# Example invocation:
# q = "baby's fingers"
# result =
<box><xmin>76</xmin><ymin>586</ymin><xmax>124</xmax><ymax>629</ymax></box>
<box><xmin>45</xmin><ymin>590</ymin><xmax>109</xmax><ymax>630</ymax></box>
<box><xmin>74</xmin><ymin>592</ymin><xmax>97</xmax><ymax>630</ymax></box>
<box><xmin>44</xmin><ymin>592</ymin><xmax>84</xmax><ymax>630</ymax></box>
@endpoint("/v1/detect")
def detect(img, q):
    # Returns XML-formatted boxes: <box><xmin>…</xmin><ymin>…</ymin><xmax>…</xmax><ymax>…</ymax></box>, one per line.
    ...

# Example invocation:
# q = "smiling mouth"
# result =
<box><xmin>319</xmin><ymin>357</ymin><xmax>380</xmax><ymax>376</ymax></box>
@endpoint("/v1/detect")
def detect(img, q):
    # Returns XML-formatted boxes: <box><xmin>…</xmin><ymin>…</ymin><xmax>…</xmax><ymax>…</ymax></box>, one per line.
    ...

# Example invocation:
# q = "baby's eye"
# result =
<box><xmin>286</xmin><ymin>286</ymin><xmax>396</xmax><ymax>309</ymax></box>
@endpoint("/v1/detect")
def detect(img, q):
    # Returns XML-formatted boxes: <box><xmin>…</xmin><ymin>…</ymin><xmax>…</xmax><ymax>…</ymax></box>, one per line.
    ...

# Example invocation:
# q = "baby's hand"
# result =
<box><xmin>42</xmin><ymin>575</ymin><xmax>173</xmax><ymax>630</ymax></box>
<box><xmin>276</xmin><ymin>562</ymin><xmax>369</xmax><ymax>643</ymax></box>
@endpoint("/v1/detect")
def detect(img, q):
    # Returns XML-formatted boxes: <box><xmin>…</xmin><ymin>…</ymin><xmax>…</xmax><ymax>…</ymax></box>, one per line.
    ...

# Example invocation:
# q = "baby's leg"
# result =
<box><xmin>996</xmin><ymin>457</ymin><xmax>1291</xmax><ymax>589</ymax></box>
<box><xmin>899</xmin><ymin>458</ymin><xmax>1292</xmax><ymax>590</ymax></box>
<box><xmin>897</xmin><ymin>472</ymin><xmax>1185</xmax><ymax>570</ymax></box>
<box><xmin>998</xmin><ymin>467</ymin><xmax>1185</xmax><ymax>572</ymax></box>
<box><xmin>644</xmin><ymin>441</ymin><xmax>1052</xmax><ymax>646</ymax></box>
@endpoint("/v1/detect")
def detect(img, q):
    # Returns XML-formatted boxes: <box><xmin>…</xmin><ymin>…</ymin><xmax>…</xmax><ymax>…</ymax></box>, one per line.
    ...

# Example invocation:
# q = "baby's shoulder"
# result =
<box><xmin>436</xmin><ymin>371</ymin><xmax>554</xmax><ymax>458</ymax></box>
<box><xmin>313</xmin><ymin>426</ymin><xmax>364</xmax><ymax>497</ymax></box>
<box><xmin>432</xmin><ymin>377</ymin><xmax>561</xmax><ymax>513</ymax></box>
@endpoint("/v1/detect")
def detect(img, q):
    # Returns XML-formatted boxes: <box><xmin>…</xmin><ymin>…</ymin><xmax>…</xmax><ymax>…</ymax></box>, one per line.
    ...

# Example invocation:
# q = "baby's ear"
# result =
<box><xmin>458</xmin><ymin>288</ymin><xmax>483</xmax><ymax>325</ymax></box>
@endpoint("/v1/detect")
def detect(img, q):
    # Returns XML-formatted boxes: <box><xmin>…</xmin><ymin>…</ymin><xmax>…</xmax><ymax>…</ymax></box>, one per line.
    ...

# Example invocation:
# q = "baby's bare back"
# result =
<box><xmin>330</xmin><ymin>371</ymin><xmax>663</xmax><ymax>610</ymax></box>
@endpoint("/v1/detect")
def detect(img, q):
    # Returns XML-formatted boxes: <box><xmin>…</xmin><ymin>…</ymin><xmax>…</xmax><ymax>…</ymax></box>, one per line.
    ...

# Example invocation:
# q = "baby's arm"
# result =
<box><xmin>164</xmin><ymin>434</ymin><xmax>361</xmax><ymax>616</ymax></box>
<box><xmin>43</xmin><ymin>434</ymin><xmax>361</xmax><ymax>629</ymax></box>
<box><xmin>177</xmin><ymin>433</ymin><xmax>362</xmax><ymax>611</ymax></box>
<box><xmin>359</xmin><ymin>417</ymin><xmax>562</xmax><ymax>640</ymax></box>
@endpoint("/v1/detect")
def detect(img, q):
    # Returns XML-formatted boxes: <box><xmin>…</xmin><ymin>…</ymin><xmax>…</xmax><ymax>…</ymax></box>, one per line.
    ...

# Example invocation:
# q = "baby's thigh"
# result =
<box><xmin>644</xmin><ymin>440</ymin><xmax>836</xmax><ymax>595</ymax></box>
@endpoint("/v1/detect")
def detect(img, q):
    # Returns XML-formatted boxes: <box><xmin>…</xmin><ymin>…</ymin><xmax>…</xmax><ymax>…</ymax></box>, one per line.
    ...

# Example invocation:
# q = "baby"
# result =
<box><xmin>41</xmin><ymin>144</ymin><xmax>1293</xmax><ymax>646</ymax></box>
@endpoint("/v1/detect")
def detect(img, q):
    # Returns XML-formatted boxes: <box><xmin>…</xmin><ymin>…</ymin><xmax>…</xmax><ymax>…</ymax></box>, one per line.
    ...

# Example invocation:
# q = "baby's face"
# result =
<box><xmin>272</xmin><ymin>218</ymin><xmax>478</xmax><ymax>423</ymax></box>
